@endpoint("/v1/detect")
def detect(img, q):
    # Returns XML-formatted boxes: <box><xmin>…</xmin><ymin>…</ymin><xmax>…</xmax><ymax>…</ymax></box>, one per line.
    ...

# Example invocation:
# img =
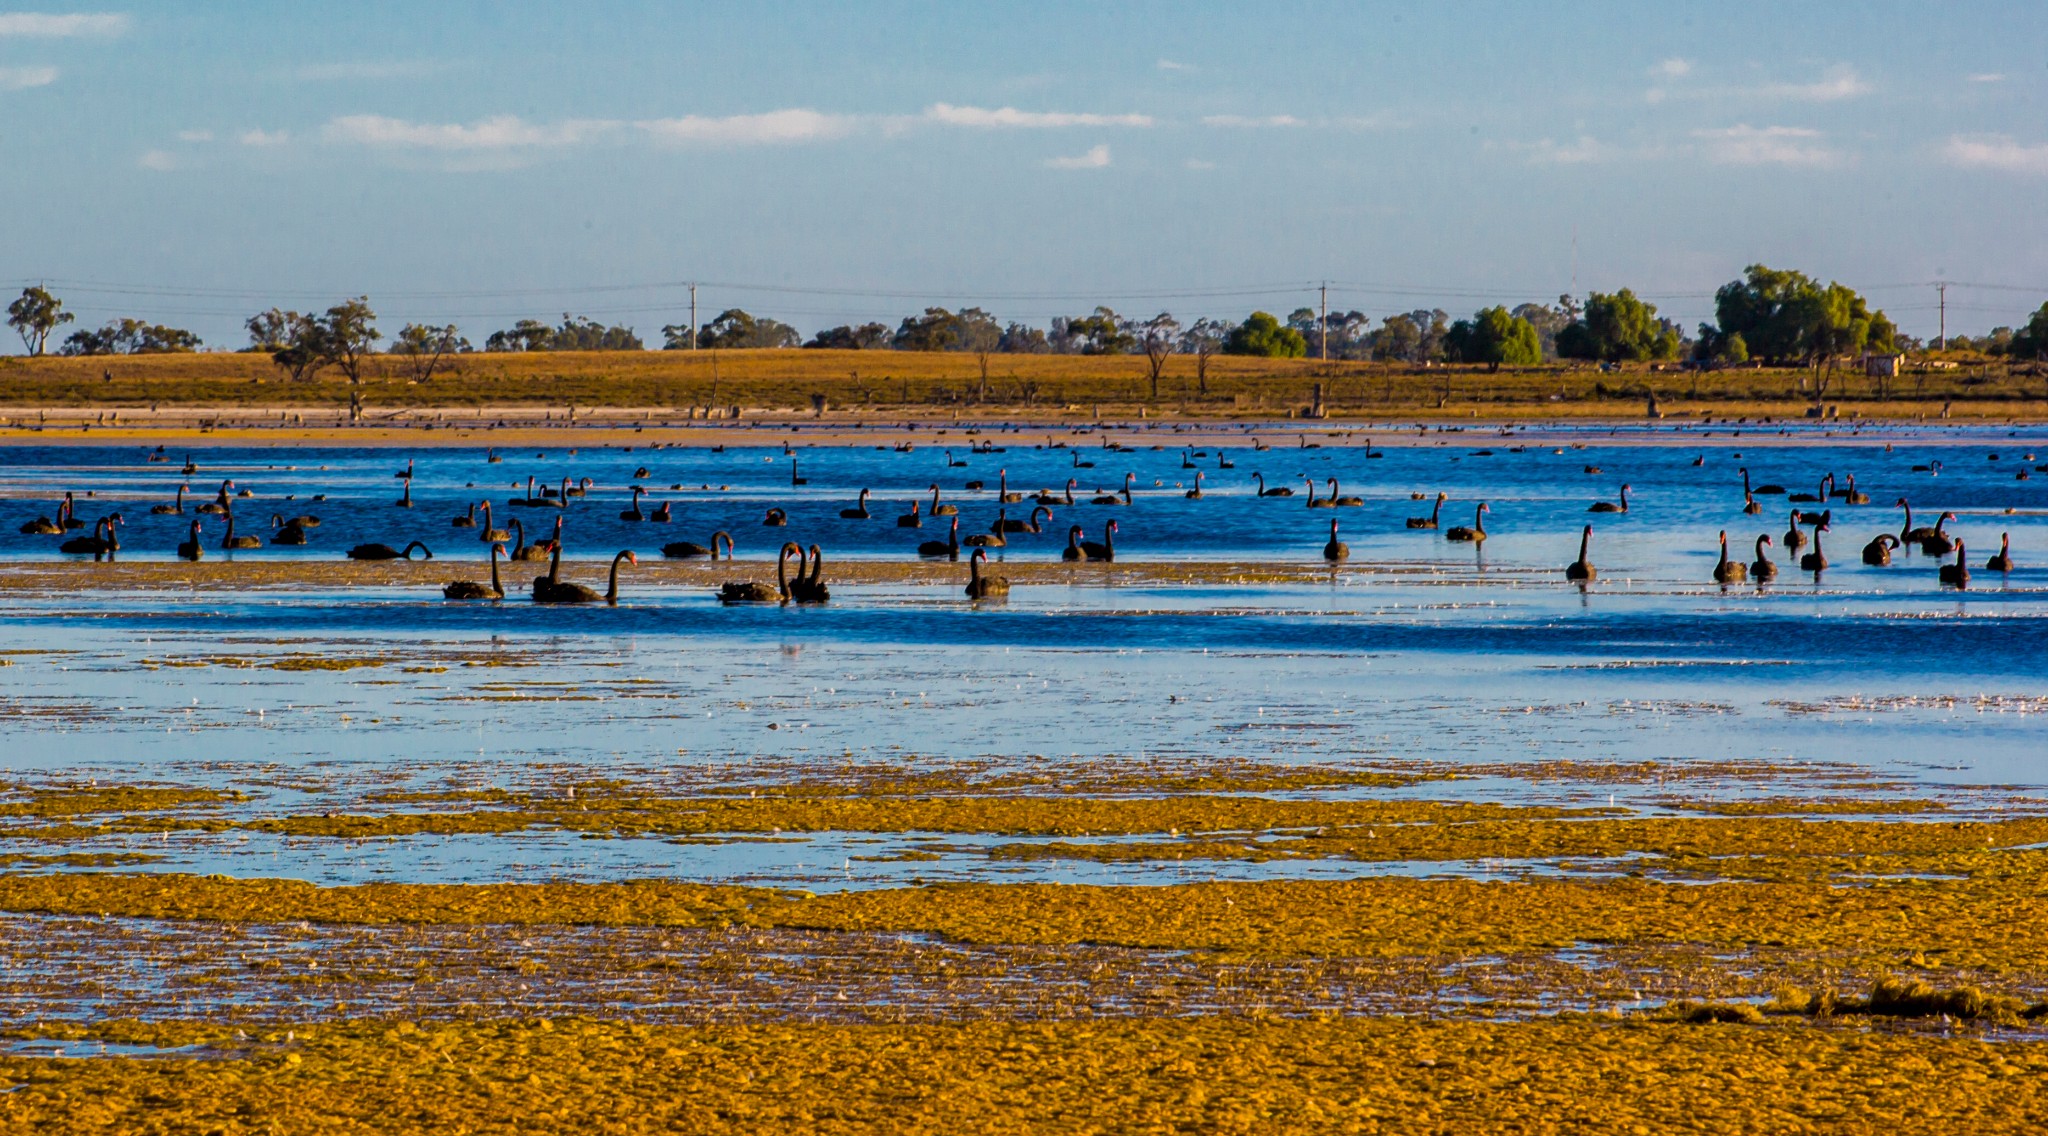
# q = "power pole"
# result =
<box><xmin>1319</xmin><ymin>282</ymin><xmax>1328</xmax><ymax>362</ymax></box>
<box><xmin>688</xmin><ymin>284</ymin><xmax>699</xmax><ymax>350</ymax></box>
<box><xmin>1935</xmin><ymin>282</ymin><xmax>1947</xmax><ymax>350</ymax></box>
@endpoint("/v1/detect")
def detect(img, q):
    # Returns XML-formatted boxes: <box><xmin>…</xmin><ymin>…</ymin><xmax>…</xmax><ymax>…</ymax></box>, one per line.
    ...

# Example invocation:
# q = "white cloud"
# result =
<box><xmin>0</xmin><ymin>12</ymin><xmax>128</xmax><ymax>37</ymax></box>
<box><xmin>1652</xmin><ymin>57</ymin><xmax>1692</xmax><ymax>78</ymax></box>
<box><xmin>1156</xmin><ymin>59</ymin><xmax>1193</xmax><ymax>72</ymax></box>
<box><xmin>1330</xmin><ymin>112</ymin><xmax>1402</xmax><ymax>131</ymax></box>
<box><xmin>1201</xmin><ymin>114</ymin><xmax>1302</xmax><ymax>128</ymax></box>
<box><xmin>0</xmin><ymin>64</ymin><xmax>57</xmax><ymax>90</ymax></box>
<box><xmin>322</xmin><ymin>114</ymin><xmax>619</xmax><ymax>150</ymax></box>
<box><xmin>294</xmin><ymin>60</ymin><xmax>446</xmax><ymax>82</ymax></box>
<box><xmin>925</xmin><ymin>103</ymin><xmax>1153</xmax><ymax>128</ymax></box>
<box><xmin>1524</xmin><ymin>135</ymin><xmax>1615</xmax><ymax>164</ymax></box>
<box><xmin>137</xmin><ymin>149</ymin><xmax>178</xmax><ymax>171</ymax></box>
<box><xmin>239</xmin><ymin>128</ymin><xmax>289</xmax><ymax>147</ymax></box>
<box><xmin>1943</xmin><ymin>134</ymin><xmax>2048</xmax><ymax>175</ymax></box>
<box><xmin>1045</xmin><ymin>144</ymin><xmax>1110</xmax><ymax>169</ymax></box>
<box><xmin>1649</xmin><ymin>63</ymin><xmax>1871</xmax><ymax>105</ymax></box>
<box><xmin>176</xmin><ymin>129</ymin><xmax>213</xmax><ymax>142</ymax></box>
<box><xmin>1967</xmin><ymin>72</ymin><xmax>2006</xmax><ymax>84</ymax></box>
<box><xmin>1693</xmin><ymin>124</ymin><xmax>1840</xmax><ymax>167</ymax></box>
<box><xmin>636</xmin><ymin>108</ymin><xmax>855</xmax><ymax>145</ymax></box>
<box><xmin>1754</xmin><ymin>64</ymin><xmax>1870</xmax><ymax>101</ymax></box>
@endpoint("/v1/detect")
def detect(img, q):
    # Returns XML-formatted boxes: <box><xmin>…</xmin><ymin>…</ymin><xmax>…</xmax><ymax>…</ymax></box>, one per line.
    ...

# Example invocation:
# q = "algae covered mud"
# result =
<box><xmin>5</xmin><ymin>428</ymin><xmax>2048</xmax><ymax>1132</ymax></box>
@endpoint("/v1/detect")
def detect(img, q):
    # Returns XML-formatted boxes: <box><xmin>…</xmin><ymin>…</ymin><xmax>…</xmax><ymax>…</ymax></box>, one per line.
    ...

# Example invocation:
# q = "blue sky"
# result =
<box><xmin>2</xmin><ymin>1</ymin><xmax>2045</xmax><ymax>350</ymax></box>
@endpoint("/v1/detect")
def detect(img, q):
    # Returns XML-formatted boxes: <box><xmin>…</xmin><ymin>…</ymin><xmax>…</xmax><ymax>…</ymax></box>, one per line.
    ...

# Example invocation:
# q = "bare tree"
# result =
<box><xmin>319</xmin><ymin>297</ymin><xmax>380</xmax><ymax>385</ymax></box>
<box><xmin>392</xmin><ymin>323</ymin><xmax>469</xmax><ymax>383</ymax></box>
<box><xmin>1124</xmin><ymin>312</ymin><xmax>1181</xmax><ymax>400</ymax></box>
<box><xmin>1179</xmin><ymin>318</ymin><xmax>1232</xmax><ymax>397</ymax></box>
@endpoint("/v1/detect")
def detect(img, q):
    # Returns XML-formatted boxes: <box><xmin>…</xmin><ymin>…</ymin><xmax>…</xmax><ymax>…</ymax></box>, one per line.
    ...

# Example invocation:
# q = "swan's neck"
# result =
<box><xmin>489</xmin><ymin>547</ymin><xmax>503</xmax><ymax>595</ymax></box>
<box><xmin>607</xmin><ymin>555</ymin><xmax>623</xmax><ymax>603</ymax></box>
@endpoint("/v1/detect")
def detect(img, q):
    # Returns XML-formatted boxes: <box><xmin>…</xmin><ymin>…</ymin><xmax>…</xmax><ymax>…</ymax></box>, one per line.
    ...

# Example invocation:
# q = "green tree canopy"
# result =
<box><xmin>1556</xmin><ymin>288</ymin><xmax>1675</xmax><ymax>362</ymax></box>
<box><xmin>997</xmin><ymin>322</ymin><xmax>1050</xmax><ymax>353</ymax></box>
<box><xmin>2009</xmin><ymin>302</ymin><xmax>2048</xmax><ymax>361</ymax></box>
<box><xmin>1062</xmin><ymin>307</ymin><xmax>1135</xmax><ymax>355</ymax></box>
<box><xmin>489</xmin><ymin>319</ymin><xmax>556</xmax><ymax>352</ymax></box>
<box><xmin>1368</xmin><ymin>309</ymin><xmax>1448</xmax><ymax>362</ymax></box>
<box><xmin>1445</xmin><ymin>306</ymin><xmax>1541</xmax><ymax>371</ymax></box>
<box><xmin>247</xmin><ymin>308</ymin><xmax>329</xmax><ymax>380</ymax></box>
<box><xmin>7</xmin><ymin>286</ymin><xmax>73</xmax><ymax>356</ymax></box>
<box><xmin>1223</xmin><ymin>311</ymin><xmax>1307</xmax><ymax>358</ymax></box>
<box><xmin>551</xmin><ymin>315</ymin><xmax>643</xmax><ymax>351</ymax></box>
<box><xmin>1705</xmin><ymin>265</ymin><xmax>1887</xmax><ymax>366</ymax></box>
<box><xmin>59</xmin><ymin>319</ymin><xmax>200</xmax><ymax>356</ymax></box>
<box><xmin>676</xmin><ymin>309</ymin><xmax>798</xmax><ymax>350</ymax></box>
<box><xmin>804</xmin><ymin>323</ymin><xmax>892</xmax><ymax>349</ymax></box>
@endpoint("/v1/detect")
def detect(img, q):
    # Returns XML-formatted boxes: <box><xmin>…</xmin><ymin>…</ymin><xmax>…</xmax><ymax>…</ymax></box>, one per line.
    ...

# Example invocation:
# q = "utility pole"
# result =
<box><xmin>689</xmin><ymin>284</ymin><xmax>699</xmax><ymax>350</ymax></box>
<box><xmin>1936</xmin><ymin>282</ymin><xmax>1947</xmax><ymax>350</ymax></box>
<box><xmin>1319</xmin><ymin>282</ymin><xmax>1328</xmax><ymax>362</ymax></box>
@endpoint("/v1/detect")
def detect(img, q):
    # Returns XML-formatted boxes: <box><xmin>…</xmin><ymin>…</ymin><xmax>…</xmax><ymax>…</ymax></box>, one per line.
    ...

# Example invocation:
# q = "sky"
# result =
<box><xmin>2</xmin><ymin>0</ymin><xmax>2046</xmax><ymax>352</ymax></box>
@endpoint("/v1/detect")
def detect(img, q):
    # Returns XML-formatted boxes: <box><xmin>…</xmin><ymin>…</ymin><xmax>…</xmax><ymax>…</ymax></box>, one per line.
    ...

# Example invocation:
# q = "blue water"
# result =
<box><xmin>3</xmin><ymin>430</ymin><xmax>2047</xmax><ymax>888</ymax></box>
<box><xmin>4</xmin><ymin>427</ymin><xmax>2044</xmax><ymax>573</ymax></box>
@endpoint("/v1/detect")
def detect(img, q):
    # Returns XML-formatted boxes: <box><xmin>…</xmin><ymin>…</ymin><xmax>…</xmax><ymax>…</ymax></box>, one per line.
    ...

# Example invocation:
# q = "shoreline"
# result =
<box><xmin>1</xmin><ymin>412</ymin><xmax>2044</xmax><ymax>450</ymax></box>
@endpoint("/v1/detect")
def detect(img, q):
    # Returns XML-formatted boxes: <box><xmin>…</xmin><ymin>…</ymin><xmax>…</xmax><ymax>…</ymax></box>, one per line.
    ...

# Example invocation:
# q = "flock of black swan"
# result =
<box><xmin>15</xmin><ymin>442</ymin><xmax>2032</xmax><ymax>603</ymax></box>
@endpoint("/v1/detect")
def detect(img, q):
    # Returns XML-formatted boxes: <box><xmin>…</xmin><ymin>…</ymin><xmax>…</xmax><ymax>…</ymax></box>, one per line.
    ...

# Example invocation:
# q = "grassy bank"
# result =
<box><xmin>2</xmin><ymin>348</ymin><xmax>2041</xmax><ymax>421</ymax></box>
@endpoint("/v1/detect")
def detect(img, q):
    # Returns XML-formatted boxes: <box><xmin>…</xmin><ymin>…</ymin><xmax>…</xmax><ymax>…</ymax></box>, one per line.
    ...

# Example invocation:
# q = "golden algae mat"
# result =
<box><xmin>8</xmin><ymin>1016</ymin><xmax>2048</xmax><ymax>1135</ymax></box>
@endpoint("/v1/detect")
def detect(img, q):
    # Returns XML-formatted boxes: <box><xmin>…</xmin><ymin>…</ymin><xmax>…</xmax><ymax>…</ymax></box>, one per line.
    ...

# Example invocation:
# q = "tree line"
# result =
<box><xmin>9</xmin><ymin>269</ymin><xmax>2048</xmax><ymax>383</ymax></box>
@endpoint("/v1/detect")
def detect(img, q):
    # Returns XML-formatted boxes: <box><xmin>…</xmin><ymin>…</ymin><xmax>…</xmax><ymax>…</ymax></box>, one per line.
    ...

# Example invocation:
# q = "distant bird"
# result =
<box><xmin>1940</xmin><ymin>541</ymin><xmax>1970</xmax><ymax>589</ymax></box>
<box><xmin>663</xmin><ymin>531</ymin><xmax>732</xmax><ymax>560</ymax></box>
<box><xmin>1407</xmin><ymin>493</ymin><xmax>1447</xmax><ymax>530</ymax></box>
<box><xmin>1987</xmin><ymin>533</ymin><xmax>2015</xmax><ymax>573</ymax></box>
<box><xmin>1079</xmin><ymin>520</ymin><xmax>1117</xmax><ymax>562</ymax></box>
<box><xmin>1800</xmin><ymin>524</ymin><xmax>1829</xmax><ymax>573</ymax></box>
<box><xmin>443</xmin><ymin>543</ymin><xmax>506</xmax><ymax>601</ymax></box>
<box><xmin>1711</xmin><ymin>531</ymin><xmax>1746</xmax><ymax>583</ymax></box>
<box><xmin>1589</xmin><ymin>484</ymin><xmax>1630</xmax><ymax>514</ymax></box>
<box><xmin>1565</xmin><ymin>525</ymin><xmax>1595</xmax><ymax>582</ymax></box>
<box><xmin>347</xmin><ymin>540</ymin><xmax>432</xmax><ymax>561</ymax></box>
<box><xmin>964</xmin><ymin>548</ymin><xmax>1010</xmax><ymax>601</ymax></box>
<box><xmin>271</xmin><ymin>514</ymin><xmax>309</xmax><ymax>546</ymax></box>
<box><xmin>918</xmin><ymin>518</ymin><xmax>961</xmax><ymax>560</ymax></box>
<box><xmin>1750</xmin><ymin>535</ymin><xmax>1778</xmax><ymax>583</ymax></box>
<box><xmin>1445</xmin><ymin>503</ymin><xmax>1488</xmax><ymax>543</ymax></box>
<box><xmin>1323</xmin><ymin>518</ymin><xmax>1349</xmax><ymax>562</ymax></box>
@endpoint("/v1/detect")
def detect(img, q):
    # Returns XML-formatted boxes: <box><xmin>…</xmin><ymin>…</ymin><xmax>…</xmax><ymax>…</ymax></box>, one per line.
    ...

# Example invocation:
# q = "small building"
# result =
<box><xmin>1863</xmin><ymin>353</ymin><xmax>1903</xmax><ymax>378</ymax></box>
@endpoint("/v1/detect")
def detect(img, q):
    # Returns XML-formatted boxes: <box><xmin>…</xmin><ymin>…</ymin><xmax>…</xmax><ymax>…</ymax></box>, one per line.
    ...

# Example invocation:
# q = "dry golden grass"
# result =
<box><xmin>3</xmin><ymin>348</ymin><xmax>2042</xmax><ymax>421</ymax></box>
